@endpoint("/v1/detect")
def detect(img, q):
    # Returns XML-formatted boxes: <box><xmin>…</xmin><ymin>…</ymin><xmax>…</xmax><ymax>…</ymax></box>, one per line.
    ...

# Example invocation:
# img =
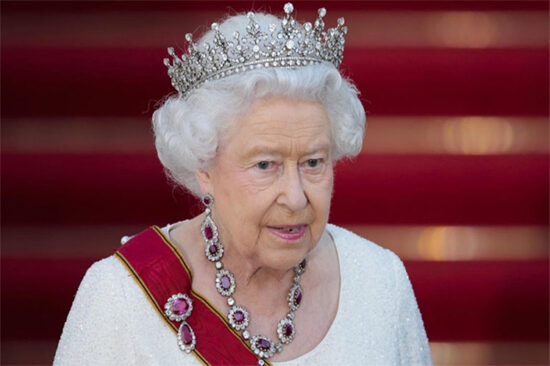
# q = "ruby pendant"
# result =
<box><xmin>215</xmin><ymin>269</ymin><xmax>236</xmax><ymax>296</ymax></box>
<box><xmin>177</xmin><ymin>321</ymin><xmax>196</xmax><ymax>353</ymax></box>
<box><xmin>164</xmin><ymin>293</ymin><xmax>193</xmax><ymax>322</ymax></box>
<box><xmin>288</xmin><ymin>284</ymin><xmax>303</xmax><ymax>311</ymax></box>
<box><xmin>277</xmin><ymin>317</ymin><xmax>295</xmax><ymax>344</ymax></box>
<box><xmin>250</xmin><ymin>335</ymin><xmax>276</xmax><ymax>359</ymax></box>
<box><xmin>204</xmin><ymin>240</ymin><xmax>224</xmax><ymax>262</ymax></box>
<box><xmin>228</xmin><ymin>305</ymin><xmax>250</xmax><ymax>331</ymax></box>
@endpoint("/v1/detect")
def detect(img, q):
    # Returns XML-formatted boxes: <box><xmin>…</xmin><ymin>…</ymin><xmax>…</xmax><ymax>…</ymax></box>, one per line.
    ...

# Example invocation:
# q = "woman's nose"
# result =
<box><xmin>276</xmin><ymin>165</ymin><xmax>307</xmax><ymax>211</ymax></box>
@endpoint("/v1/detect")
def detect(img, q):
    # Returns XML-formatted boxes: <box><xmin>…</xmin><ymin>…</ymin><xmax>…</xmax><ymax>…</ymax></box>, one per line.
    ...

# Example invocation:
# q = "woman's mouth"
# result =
<box><xmin>267</xmin><ymin>225</ymin><xmax>306</xmax><ymax>242</ymax></box>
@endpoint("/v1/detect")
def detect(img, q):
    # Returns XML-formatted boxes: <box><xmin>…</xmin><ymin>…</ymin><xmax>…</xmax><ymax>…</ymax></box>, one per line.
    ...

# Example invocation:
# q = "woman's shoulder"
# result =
<box><xmin>87</xmin><ymin>254</ymin><xmax>126</xmax><ymax>273</ymax></box>
<box><xmin>71</xmin><ymin>251</ymin><xmax>149</xmax><ymax>314</ymax></box>
<box><xmin>54</xmin><ymin>256</ymin><xmax>139</xmax><ymax>364</ymax></box>
<box><xmin>80</xmin><ymin>255</ymin><xmax>129</xmax><ymax>288</ymax></box>
<box><xmin>67</xmin><ymin>255</ymin><xmax>135</xmax><ymax>316</ymax></box>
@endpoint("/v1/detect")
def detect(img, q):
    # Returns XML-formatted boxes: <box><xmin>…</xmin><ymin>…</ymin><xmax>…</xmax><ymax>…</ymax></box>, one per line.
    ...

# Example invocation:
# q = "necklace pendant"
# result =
<box><xmin>288</xmin><ymin>284</ymin><xmax>303</xmax><ymax>311</ymax></box>
<box><xmin>215</xmin><ymin>269</ymin><xmax>236</xmax><ymax>296</ymax></box>
<box><xmin>277</xmin><ymin>318</ymin><xmax>295</xmax><ymax>344</ymax></box>
<box><xmin>250</xmin><ymin>335</ymin><xmax>276</xmax><ymax>359</ymax></box>
<box><xmin>205</xmin><ymin>240</ymin><xmax>224</xmax><ymax>262</ymax></box>
<box><xmin>228</xmin><ymin>305</ymin><xmax>250</xmax><ymax>330</ymax></box>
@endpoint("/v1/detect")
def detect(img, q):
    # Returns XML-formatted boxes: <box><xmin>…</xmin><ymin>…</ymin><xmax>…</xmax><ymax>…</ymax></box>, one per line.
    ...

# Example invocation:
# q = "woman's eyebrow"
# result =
<box><xmin>241</xmin><ymin>144</ymin><xmax>283</xmax><ymax>159</ymax></box>
<box><xmin>304</xmin><ymin>141</ymin><xmax>331</xmax><ymax>155</ymax></box>
<box><xmin>241</xmin><ymin>140</ymin><xmax>331</xmax><ymax>159</ymax></box>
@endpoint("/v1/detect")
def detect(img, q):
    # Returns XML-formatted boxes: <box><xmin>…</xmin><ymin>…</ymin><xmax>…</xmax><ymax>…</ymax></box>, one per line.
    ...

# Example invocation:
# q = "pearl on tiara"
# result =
<box><xmin>163</xmin><ymin>3</ymin><xmax>347</xmax><ymax>98</ymax></box>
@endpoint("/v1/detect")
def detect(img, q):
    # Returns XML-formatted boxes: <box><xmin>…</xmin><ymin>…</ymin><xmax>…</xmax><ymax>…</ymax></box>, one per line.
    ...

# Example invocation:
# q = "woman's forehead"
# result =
<box><xmin>240</xmin><ymin>98</ymin><xmax>328</xmax><ymax>131</ymax></box>
<box><xmin>224</xmin><ymin>98</ymin><xmax>331</xmax><ymax>155</ymax></box>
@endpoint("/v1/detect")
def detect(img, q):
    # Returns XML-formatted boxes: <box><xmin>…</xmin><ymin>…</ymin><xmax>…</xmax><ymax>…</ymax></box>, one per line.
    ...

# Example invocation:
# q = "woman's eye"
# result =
<box><xmin>306</xmin><ymin>158</ymin><xmax>322</xmax><ymax>168</ymax></box>
<box><xmin>256</xmin><ymin>161</ymin><xmax>271</xmax><ymax>170</ymax></box>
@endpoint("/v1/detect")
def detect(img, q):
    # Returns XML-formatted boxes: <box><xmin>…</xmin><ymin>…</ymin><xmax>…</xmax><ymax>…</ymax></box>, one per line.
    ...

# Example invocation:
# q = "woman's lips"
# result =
<box><xmin>267</xmin><ymin>225</ymin><xmax>307</xmax><ymax>242</ymax></box>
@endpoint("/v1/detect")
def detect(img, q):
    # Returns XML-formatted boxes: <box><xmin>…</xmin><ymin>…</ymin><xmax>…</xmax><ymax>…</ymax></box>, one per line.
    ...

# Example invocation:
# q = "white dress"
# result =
<box><xmin>54</xmin><ymin>223</ymin><xmax>432</xmax><ymax>365</ymax></box>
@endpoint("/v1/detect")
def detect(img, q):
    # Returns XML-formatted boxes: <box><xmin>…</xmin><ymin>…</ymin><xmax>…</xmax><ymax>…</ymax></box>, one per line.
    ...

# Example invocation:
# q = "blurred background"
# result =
<box><xmin>1</xmin><ymin>1</ymin><xmax>548</xmax><ymax>364</ymax></box>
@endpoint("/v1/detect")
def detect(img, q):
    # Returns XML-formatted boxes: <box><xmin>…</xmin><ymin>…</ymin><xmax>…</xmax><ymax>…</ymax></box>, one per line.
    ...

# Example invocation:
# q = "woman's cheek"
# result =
<box><xmin>245</xmin><ymin>170</ymin><xmax>278</xmax><ymax>192</ymax></box>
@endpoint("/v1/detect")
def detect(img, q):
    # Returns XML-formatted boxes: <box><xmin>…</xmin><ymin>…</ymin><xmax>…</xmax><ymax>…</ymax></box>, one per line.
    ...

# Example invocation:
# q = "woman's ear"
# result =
<box><xmin>195</xmin><ymin>168</ymin><xmax>213</xmax><ymax>195</ymax></box>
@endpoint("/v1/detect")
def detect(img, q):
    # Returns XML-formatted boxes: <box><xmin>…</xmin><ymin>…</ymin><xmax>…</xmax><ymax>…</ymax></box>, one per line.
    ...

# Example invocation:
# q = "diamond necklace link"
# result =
<box><xmin>200</xmin><ymin>193</ymin><xmax>306</xmax><ymax>365</ymax></box>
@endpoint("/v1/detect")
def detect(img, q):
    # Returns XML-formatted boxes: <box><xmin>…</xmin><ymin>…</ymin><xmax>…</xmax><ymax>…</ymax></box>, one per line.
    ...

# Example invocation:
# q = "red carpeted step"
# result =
<box><xmin>332</xmin><ymin>154</ymin><xmax>549</xmax><ymax>225</ymax></box>
<box><xmin>2</xmin><ymin>257</ymin><xmax>547</xmax><ymax>341</ymax></box>
<box><xmin>407</xmin><ymin>260</ymin><xmax>549</xmax><ymax>341</ymax></box>
<box><xmin>0</xmin><ymin>153</ymin><xmax>197</xmax><ymax>226</ymax></box>
<box><xmin>1</xmin><ymin>47</ymin><xmax>548</xmax><ymax>117</ymax></box>
<box><xmin>2</xmin><ymin>153</ymin><xmax>547</xmax><ymax>225</ymax></box>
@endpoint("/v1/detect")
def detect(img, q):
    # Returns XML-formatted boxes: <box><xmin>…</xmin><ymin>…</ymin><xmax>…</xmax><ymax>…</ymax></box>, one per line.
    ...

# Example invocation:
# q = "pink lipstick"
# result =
<box><xmin>267</xmin><ymin>225</ymin><xmax>306</xmax><ymax>242</ymax></box>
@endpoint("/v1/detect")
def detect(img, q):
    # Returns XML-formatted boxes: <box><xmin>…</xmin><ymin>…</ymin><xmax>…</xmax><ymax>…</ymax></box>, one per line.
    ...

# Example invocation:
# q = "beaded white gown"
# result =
<box><xmin>54</xmin><ymin>223</ymin><xmax>432</xmax><ymax>365</ymax></box>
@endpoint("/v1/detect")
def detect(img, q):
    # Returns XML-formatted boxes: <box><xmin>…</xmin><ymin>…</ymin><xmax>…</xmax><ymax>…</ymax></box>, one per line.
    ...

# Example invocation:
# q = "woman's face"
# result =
<box><xmin>198</xmin><ymin>97</ymin><xmax>333</xmax><ymax>271</ymax></box>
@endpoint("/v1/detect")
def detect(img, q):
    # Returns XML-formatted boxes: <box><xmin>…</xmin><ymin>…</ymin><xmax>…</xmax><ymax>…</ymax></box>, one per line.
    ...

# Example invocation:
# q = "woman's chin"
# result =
<box><xmin>260</xmin><ymin>241</ymin><xmax>312</xmax><ymax>271</ymax></box>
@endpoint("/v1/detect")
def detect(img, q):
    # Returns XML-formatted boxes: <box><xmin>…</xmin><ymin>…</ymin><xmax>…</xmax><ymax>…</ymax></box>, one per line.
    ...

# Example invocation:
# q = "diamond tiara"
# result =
<box><xmin>163</xmin><ymin>2</ymin><xmax>348</xmax><ymax>97</ymax></box>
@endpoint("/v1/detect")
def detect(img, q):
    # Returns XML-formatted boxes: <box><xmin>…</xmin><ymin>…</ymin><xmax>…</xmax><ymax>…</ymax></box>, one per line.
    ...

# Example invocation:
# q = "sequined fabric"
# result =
<box><xmin>54</xmin><ymin>224</ymin><xmax>432</xmax><ymax>365</ymax></box>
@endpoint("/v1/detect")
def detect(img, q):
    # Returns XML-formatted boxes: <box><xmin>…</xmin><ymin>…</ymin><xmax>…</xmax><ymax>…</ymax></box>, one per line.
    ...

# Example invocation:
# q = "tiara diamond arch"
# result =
<box><xmin>164</xmin><ymin>3</ymin><xmax>347</xmax><ymax>97</ymax></box>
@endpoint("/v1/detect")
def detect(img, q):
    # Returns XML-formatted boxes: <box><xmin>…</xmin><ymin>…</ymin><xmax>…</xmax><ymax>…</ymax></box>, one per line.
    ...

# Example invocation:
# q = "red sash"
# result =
<box><xmin>114</xmin><ymin>226</ymin><xmax>266</xmax><ymax>366</ymax></box>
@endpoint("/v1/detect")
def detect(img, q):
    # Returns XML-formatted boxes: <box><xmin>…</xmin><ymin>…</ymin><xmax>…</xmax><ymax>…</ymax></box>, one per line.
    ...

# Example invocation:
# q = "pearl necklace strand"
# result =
<box><xmin>200</xmin><ymin>194</ymin><xmax>306</xmax><ymax>365</ymax></box>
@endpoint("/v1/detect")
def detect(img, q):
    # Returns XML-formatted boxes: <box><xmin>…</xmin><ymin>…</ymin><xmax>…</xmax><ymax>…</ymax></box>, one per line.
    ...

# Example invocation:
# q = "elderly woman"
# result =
<box><xmin>55</xmin><ymin>3</ymin><xmax>431</xmax><ymax>365</ymax></box>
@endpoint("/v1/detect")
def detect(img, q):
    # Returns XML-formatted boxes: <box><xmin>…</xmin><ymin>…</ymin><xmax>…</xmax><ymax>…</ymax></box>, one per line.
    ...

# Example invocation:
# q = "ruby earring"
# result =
<box><xmin>201</xmin><ymin>194</ymin><xmax>225</xmax><ymax>263</ymax></box>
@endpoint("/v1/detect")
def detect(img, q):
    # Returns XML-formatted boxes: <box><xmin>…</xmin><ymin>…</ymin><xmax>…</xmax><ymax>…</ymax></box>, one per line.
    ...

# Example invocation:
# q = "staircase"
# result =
<box><xmin>2</xmin><ymin>1</ymin><xmax>548</xmax><ymax>364</ymax></box>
